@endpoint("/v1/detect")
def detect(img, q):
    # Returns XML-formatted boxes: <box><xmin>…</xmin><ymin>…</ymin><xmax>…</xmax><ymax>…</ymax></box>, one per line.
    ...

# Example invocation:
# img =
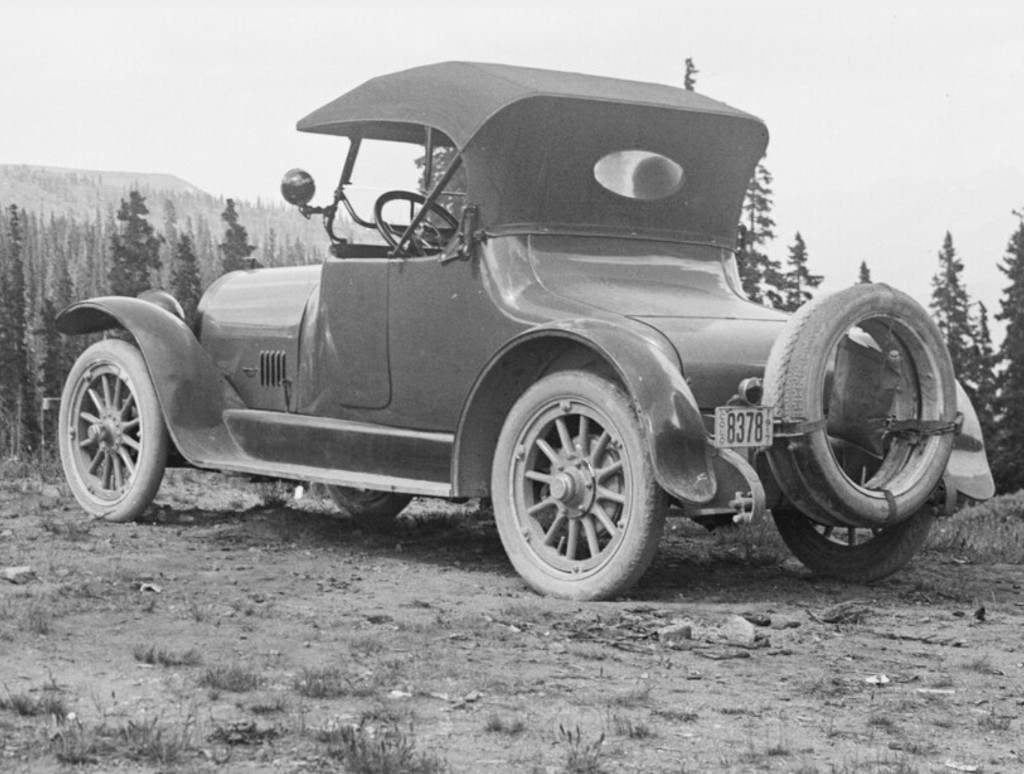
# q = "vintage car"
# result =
<box><xmin>56</xmin><ymin>62</ymin><xmax>994</xmax><ymax>600</ymax></box>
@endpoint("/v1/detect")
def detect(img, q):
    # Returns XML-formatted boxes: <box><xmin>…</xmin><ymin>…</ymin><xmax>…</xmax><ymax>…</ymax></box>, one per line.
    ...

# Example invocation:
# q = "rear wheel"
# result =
<box><xmin>58</xmin><ymin>339</ymin><xmax>168</xmax><ymax>522</ymax></box>
<box><xmin>325</xmin><ymin>486</ymin><xmax>412</xmax><ymax>530</ymax></box>
<box><xmin>491</xmin><ymin>371</ymin><xmax>666</xmax><ymax>601</ymax></box>
<box><xmin>773</xmin><ymin>508</ymin><xmax>934</xmax><ymax>582</ymax></box>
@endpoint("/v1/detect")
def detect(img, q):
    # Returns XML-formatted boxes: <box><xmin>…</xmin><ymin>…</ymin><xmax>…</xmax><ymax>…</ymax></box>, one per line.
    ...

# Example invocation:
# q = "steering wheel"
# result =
<box><xmin>373</xmin><ymin>190</ymin><xmax>459</xmax><ymax>254</ymax></box>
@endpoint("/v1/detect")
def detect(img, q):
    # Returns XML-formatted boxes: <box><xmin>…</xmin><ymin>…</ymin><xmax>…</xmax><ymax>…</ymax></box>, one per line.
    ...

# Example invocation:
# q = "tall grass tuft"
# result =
<box><xmin>929</xmin><ymin>492</ymin><xmax>1024</xmax><ymax>563</ymax></box>
<box><xmin>319</xmin><ymin>720</ymin><xmax>447</xmax><ymax>773</ymax></box>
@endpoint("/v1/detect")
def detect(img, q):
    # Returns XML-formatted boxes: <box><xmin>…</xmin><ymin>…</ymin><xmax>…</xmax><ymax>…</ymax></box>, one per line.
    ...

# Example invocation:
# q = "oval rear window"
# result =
<box><xmin>594</xmin><ymin>150</ymin><xmax>684</xmax><ymax>201</ymax></box>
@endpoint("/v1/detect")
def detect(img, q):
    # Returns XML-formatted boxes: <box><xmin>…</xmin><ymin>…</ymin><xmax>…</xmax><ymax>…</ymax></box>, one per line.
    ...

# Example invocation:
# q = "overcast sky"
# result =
<box><xmin>3</xmin><ymin>4</ymin><xmax>1023</xmax><ymax>315</ymax></box>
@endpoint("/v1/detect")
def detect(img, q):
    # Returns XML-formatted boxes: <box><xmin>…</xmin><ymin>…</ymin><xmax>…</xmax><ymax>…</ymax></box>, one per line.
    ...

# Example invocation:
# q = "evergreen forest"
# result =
<box><xmin>0</xmin><ymin>164</ymin><xmax>333</xmax><ymax>460</ymax></box>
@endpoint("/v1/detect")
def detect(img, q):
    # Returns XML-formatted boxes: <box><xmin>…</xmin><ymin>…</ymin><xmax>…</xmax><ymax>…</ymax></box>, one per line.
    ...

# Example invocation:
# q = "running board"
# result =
<box><xmin>206</xmin><ymin>458</ymin><xmax>452</xmax><ymax>498</ymax></box>
<box><xmin>193</xmin><ymin>409</ymin><xmax>456</xmax><ymax>498</ymax></box>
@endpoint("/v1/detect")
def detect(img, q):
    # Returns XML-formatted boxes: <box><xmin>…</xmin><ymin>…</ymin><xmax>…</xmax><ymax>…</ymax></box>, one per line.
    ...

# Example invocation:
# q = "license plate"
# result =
<box><xmin>714</xmin><ymin>406</ymin><xmax>773</xmax><ymax>448</ymax></box>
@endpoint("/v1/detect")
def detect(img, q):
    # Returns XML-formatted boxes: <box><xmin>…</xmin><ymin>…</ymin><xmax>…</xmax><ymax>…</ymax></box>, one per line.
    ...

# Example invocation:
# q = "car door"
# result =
<box><xmin>297</xmin><ymin>257</ymin><xmax>391</xmax><ymax>416</ymax></box>
<box><xmin>385</xmin><ymin>252</ymin><xmax>515</xmax><ymax>432</ymax></box>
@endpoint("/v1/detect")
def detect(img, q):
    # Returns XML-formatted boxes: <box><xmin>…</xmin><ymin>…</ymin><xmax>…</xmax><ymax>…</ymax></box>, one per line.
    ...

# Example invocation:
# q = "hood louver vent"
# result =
<box><xmin>260</xmin><ymin>351</ymin><xmax>287</xmax><ymax>387</ymax></box>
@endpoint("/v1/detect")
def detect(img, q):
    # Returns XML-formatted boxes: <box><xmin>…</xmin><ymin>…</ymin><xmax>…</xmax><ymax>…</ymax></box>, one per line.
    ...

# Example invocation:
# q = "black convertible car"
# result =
<box><xmin>56</xmin><ymin>62</ymin><xmax>993</xmax><ymax>599</ymax></box>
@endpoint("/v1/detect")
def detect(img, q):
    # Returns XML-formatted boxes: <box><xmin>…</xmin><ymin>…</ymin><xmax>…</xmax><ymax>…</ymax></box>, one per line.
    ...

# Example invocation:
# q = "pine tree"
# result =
<box><xmin>736</xmin><ymin>162</ymin><xmax>782</xmax><ymax>306</ymax></box>
<box><xmin>969</xmin><ymin>301</ymin><xmax>997</xmax><ymax>446</ymax></box>
<box><xmin>415</xmin><ymin>145</ymin><xmax>467</xmax><ymax>218</ymax></box>
<box><xmin>264</xmin><ymin>227</ymin><xmax>279</xmax><ymax>267</ymax></box>
<box><xmin>684</xmin><ymin>58</ymin><xmax>699</xmax><ymax>91</ymax></box>
<box><xmin>160</xmin><ymin>198</ymin><xmax>180</xmax><ymax>288</ymax></box>
<box><xmin>36</xmin><ymin>297</ymin><xmax>66</xmax><ymax>404</ymax></box>
<box><xmin>994</xmin><ymin>211</ymin><xmax>1024</xmax><ymax>492</ymax></box>
<box><xmin>779</xmin><ymin>232</ymin><xmax>823</xmax><ymax>312</ymax></box>
<box><xmin>108</xmin><ymin>190</ymin><xmax>162</xmax><ymax>296</ymax></box>
<box><xmin>286</xmin><ymin>236</ymin><xmax>308</xmax><ymax>266</ymax></box>
<box><xmin>218</xmin><ymin>198</ymin><xmax>256</xmax><ymax>274</ymax></box>
<box><xmin>858</xmin><ymin>261</ymin><xmax>872</xmax><ymax>284</ymax></box>
<box><xmin>194</xmin><ymin>214</ymin><xmax>217</xmax><ymax>288</ymax></box>
<box><xmin>929</xmin><ymin>231</ymin><xmax>974</xmax><ymax>380</ymax></box>
<box><xmin>0</xmin><ymin>205</ymin><xmax>34</xmax><ymax>454</ymax></box>
<box><xmin>171</xmin><ymin>233</ymin><xmax>203</xmax><ymax>328</ymax></box>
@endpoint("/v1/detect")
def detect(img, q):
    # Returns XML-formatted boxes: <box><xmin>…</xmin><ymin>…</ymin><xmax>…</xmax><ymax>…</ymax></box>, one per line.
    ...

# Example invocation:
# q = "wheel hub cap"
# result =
<box><xmin>94</xmin><ymin>416</ymin><xmax>122</xmax><ymax>449</ymax></box>
<box><xmin>550</xmin><ymin>461</ymin><xmax>596</xmax><ymax>517</ymax></box>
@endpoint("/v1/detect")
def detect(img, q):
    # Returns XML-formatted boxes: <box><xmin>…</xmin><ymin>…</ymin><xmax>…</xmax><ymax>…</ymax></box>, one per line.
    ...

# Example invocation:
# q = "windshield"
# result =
<box><xmin>339</xmin><ymin>137</ymin><xmax>466</xmax><ymax>241</ymax></box>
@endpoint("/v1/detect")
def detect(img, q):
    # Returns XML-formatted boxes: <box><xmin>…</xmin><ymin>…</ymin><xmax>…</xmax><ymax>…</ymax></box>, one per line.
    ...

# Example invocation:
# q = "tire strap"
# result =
<box><xmin>881</xmin><ymin>488</ymin><xmax>898</xmax><ymax>521</ymax></box>
<box><xmin>773</xmin><ymin>417</ymin><xmax>827</xmax><ymax>438</ymax></box>
<box><xmin>884</xmin><ymin>413</ymin><xmax>963</xmax><ymax>446</ymax></box>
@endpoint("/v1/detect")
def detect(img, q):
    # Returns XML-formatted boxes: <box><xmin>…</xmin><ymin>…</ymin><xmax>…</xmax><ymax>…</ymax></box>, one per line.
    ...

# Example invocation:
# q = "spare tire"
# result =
<box><xmin>763</xmin><ymin>283</ymin><xmax>957</xmax><ymax>528</ymax></box>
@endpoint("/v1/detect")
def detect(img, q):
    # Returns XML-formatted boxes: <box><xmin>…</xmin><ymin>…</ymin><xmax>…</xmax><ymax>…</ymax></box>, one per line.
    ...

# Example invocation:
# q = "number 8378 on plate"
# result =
<box><xmin>713</xmin><ymin>405</ymin><xmax>774</xmax><ymax>449</ymax></box>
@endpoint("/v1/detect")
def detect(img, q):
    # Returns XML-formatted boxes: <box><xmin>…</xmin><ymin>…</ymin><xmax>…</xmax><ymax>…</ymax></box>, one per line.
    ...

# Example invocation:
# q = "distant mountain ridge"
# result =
<box><xmin>0</xmin><ymin>163</ymin><xmax>332</xmax><ymax>265</ymax></box>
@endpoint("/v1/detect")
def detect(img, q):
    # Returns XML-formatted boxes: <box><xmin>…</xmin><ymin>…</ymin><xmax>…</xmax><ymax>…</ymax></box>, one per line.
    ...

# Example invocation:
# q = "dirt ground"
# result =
<box><xmin>1</xmin><ymin>469</ymin><xmax>1022</xmax><ymax>774</ymax></box>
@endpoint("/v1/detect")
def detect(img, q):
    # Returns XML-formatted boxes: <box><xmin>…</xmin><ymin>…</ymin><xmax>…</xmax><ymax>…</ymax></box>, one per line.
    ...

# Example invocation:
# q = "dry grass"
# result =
<box><xmin>198</xmin><ymin>663</ymin><xmax>263</xmax><ymax>693</ymax></box>
<box><xmin>23</xmin><ymin>601</ymin><xmax>54</xmax><ymax>635</ymax></box>
<box><xmin>248</xmin><ymin>693</ymin><xmax>289</xmax><ymax>715</ymax></box>
<box><xmin>292</xmin><ymin>666</ymin><xmax>352</xmax><ymax>699</ymax></box>
<box><xmin>606</xmin><ymin>682</ymin><xmax>652</xmax><ymax>708</ymax></box>
<box><xmin>929</xmin><ymin>492</ymin><xmax>1024</xmax><ymax>563</ymax></box>
<box><xmin>964</xmin><ymin>653</ymin><xmax>1000</xmax><ymax>675</ymax></box>
<box><xmin>484</xmin><ymin>714</ymin><xmax>527</xmax><ymax>736</ymax></box>
<box><xmin>50</xmin><ymin>710</ymin><xmax>201</xmax><ymax>766</ymax></box>
<box><xmin>607</xmin><ymin>713</ymin><xmax>653</xmax><ymax>739</ymax></box>
<box><xmin>39</xmin><ymin>515</ymin><xmax>93</xmax><ymax>540</ymax></box>
<box><xmin>117</xmin><ymin>712</ymin><xmax>200</xmax><ymax>764</ymax></box>
<box><xmin>317</xmin><ymin>719</ymin><xmax>447</xmax><ymax>774</ymax></box>
<box><xmin>979</xmin><ymin>709</ymin><xmax>1013</xmax><ymax>732</ymax></box>
<box><xmin>0</xmin><ymin>687</ymin><xmax>67</xmax><ymax>719</ymax></box>
<box><xmin>132</xmin><ymin>643</ymin><xmax>202</xmax><ymax>667</ymax></box>
<box><xmin>558</xmin><ymin>723</ymin><xmax>605</xmax><ymax>774</ymax></box>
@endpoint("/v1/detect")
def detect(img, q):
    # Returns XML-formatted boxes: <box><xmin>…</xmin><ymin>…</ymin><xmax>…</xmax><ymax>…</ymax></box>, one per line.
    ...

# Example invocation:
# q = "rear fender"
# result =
<box><xmin>454</xmin><ymin>319</ymin><xmax>716</xmax><ymax>504</ymax></box>
<box><xmin>57</xmin><ymin>297</ymin><xmax>245</xmax><ymax>466</ymax></box>
<box><xmin>945</xmin><ymin>381</ymin><xmax>995</xmax><ymax>504</ymax></box>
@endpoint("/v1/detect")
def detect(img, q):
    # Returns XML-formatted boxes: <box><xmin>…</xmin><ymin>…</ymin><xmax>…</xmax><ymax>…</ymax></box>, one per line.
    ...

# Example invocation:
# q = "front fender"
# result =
<box><xmin>455</xmin><ymin>317</ymin><xmax>716</xmax><ymax>505</ymax></box>
<box><xmin>57</xmin><ymin>297</ymin><xmax>245</xmax><ymax>466</ymax></box>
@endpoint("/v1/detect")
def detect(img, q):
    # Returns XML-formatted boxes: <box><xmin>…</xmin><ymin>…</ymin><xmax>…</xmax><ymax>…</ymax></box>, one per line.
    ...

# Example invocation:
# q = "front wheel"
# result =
<box><xmin>772</xmin><ymin>508</ymin><xmax>934</xmax><ymax>582</ymax></box>
<box><xmin>58</xmin><ymin>339</ymin><xmax>169</xmax><ymax>522</ymax></box>
<box><xmin>491</xmin><ymin>371</ymin><xmax>667</xmax><ymax>601</ymax></box>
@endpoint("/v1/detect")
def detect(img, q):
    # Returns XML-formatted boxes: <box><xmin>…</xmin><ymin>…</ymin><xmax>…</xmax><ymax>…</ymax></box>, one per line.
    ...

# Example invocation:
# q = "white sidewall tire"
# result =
<box><xmin>764</xmin><ymin>284</ymin><xmax>956</xmax><ymax>528</ymax></box>
<box><xmin>58</xmin><ymin>339</ymin><xmax>168</xmax><ymax>523</ymax></box>
<box><xmin>491</xmin><ymin>371</ymin><xmax>666</xmax><ymax>601</ymax></box>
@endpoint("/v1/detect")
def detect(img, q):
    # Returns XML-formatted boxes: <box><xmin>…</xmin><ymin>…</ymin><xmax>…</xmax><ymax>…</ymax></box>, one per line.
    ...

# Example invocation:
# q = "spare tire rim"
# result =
<box><xmin>826</xmin><ymin>317</ymin><xmax>944</xmax><ymax>496</ymax></box>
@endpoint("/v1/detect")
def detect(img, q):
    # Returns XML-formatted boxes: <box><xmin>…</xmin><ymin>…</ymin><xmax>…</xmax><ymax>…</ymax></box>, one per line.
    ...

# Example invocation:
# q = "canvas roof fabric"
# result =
<box><xmin>297</xmin><ymin>61</ymin><xmax>765</xmax><ymax>148</ymax></box>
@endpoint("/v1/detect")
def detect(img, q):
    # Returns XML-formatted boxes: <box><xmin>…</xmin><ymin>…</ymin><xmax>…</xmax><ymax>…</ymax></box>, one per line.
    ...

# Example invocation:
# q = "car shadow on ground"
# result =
<box><xmin>132</xmin><ymin>495</ymin><xmax>954</xmax><ymax>610</ymax></box>
<box><xmin>130</xmin><ymin>496</ymin><xmax>1000</xmax><ymax>608</ymax></box>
